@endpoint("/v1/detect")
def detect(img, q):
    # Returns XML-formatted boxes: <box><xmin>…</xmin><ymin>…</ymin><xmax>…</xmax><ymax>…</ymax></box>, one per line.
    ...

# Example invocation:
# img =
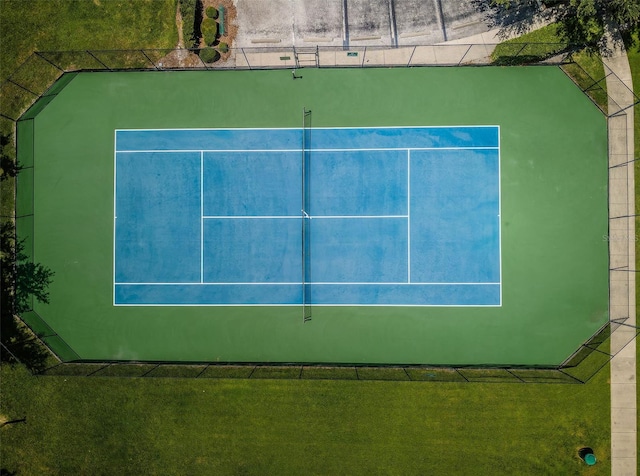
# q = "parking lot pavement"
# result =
<box><xmin>234</xmin><ymin>0</ymin><xmax>294</xmax><ymax>47</ymax></box>
<box><xmin>395</xmin><ymin>0</ymin><xmax>443</xmax><ymax>46</ymax></box>
<box><xmin>232</xmin><ymin>0</ymin><xmax>535</xmax><ymax>49</ymax></box>
<box><xmin>440</xmin><ymin>1</ymin><xmax>491</xmax><ymax>42</ymax></box>
<box><xmin>344</xmin><ymin>0</ymin><xmax>394</xmax><ymax>47</ymax></box>
<box><xmin>294</xmin><ymin>0</ymin><xmax>344</xmax><ymax>47</ymax></box>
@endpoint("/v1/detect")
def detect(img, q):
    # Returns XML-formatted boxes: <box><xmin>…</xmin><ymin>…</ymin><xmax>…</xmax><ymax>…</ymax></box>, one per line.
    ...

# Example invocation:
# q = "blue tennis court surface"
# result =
<box><xmin>114</xmin><ymin>126</ymin><xmax>501</xmax><ymax>306</ymax></box>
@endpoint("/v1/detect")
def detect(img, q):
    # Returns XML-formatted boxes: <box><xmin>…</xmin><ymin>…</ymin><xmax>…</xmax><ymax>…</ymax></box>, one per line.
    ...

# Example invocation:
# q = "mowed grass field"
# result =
<box><xmin>0</xmin><ymin>0</ymin><xmax>177</xmax><ymax>80</ymax></box>
<box><xmin>0</xmin><ymin>3</ymin><xmax>622</xmax><ymax>474</ymax></box>
<box><xmin>1</xmin><ymin>365</ymin><xmax>610</xmax><ymax>475</ymax></box>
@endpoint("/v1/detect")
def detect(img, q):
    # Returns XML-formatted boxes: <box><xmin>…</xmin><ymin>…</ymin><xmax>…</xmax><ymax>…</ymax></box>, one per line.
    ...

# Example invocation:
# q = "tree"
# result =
<box><xmin>1</xmin><ymin>222</ymin><xmax>54</xmax><ymax>314</ymax></box>
<box><xmin>487</xmin><ymin>0</ymin><xmax>640</xmax><ymax>47</ymax></box>
<box><xmin>1</xmin><ymin>221</ymin><xmax>54</xmax><ymax>370</ymax></box>
<box><xmin>0</xmin><ymin>133</ymin><xmax>21</xmax><ymax>182</ymax></box>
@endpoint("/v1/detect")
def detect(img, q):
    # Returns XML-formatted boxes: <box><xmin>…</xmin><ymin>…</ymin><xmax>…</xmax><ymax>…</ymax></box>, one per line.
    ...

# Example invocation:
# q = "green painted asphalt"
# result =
<box><xmin>19</xmin><ymin>67</ymin><xmax>608</xmax><ymax>365</ymax></box>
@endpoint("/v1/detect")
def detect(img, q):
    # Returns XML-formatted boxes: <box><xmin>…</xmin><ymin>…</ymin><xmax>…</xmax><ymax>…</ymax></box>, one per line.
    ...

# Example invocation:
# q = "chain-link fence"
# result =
<box><xmin>2</xmin><ymin>44</ymin><xmax>638</xmax><ymax>383</ymax></box>
<box><xmin>2</xmin><ymin>44</ymin><xmax>638</xmax><ymax>125</ymax></box>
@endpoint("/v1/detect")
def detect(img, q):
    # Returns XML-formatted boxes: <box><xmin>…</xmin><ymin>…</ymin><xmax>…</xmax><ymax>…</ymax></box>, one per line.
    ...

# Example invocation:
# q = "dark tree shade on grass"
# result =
<box><xmin>1</xmin><ymin>222</ymin><xmax>54</xmax><ymax>370</ymax></box>
<box><xmin>490</xmin><ymin>0</ymin><xmax>640</xmax><ymax>47</ymax></box>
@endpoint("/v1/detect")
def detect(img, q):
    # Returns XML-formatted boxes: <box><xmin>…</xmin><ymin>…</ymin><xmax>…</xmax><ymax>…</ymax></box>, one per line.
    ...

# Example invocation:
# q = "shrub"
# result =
<box><xmin>204</xmin><ymin>33</ymin><xmax>218</xmax><ymax>46</ymax></box>
<box><xmin>199</xmin><ymin>47</ymin><xmax>220</xmax><ymax>63</ymax></box>
<box><xmin>201</xmin><ymin>18</ymin><xmax>218</xmax><ymax>35</ymax></box>
<box><xmin>205</xmin><ymin>6</ymin><xmax>219</xmax><ymax>19</ymax></box>
<box><xmin>201</xmin><ymin>18</ymin><xmax>218</xmax><ymax>45</ymax></box>
<box><xmin>218</xmin><ymin>42</ymin><xmax>228</xmax><ymax>53</ymax></box>
<box><xmin>180</xmin><ymin>0</ymin><xmax>201</xmax><ymax>48</ymax></box>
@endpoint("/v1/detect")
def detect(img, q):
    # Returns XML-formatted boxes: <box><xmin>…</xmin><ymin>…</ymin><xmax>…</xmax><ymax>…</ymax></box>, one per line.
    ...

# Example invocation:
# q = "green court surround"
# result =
<box><xmin>18</xmin><ymin>67</ymin><xmax>608</xmax><ymax>365</ymax></box>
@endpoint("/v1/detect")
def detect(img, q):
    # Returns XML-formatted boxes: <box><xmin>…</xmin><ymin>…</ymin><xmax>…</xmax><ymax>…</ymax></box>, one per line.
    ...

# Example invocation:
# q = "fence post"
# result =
<box><xmin>241</xmin><ymin>48</ymin><xmax>251</xmax><ymax>70</ymax></box>
<box><xmin>403</xmin><ymin>367</ymin><xmax>412</xmax><ymax>381</ymax></box>
<box><xmin>0</xmin><ymin>341</ymin><xmax>24</xmax><ymax>366</ymax></box>
<box><xmin>454</xmin><ymin>367</ymin><xmax>470</xmax><ymax>382</ymax></box>
<box><xmin>457</xmin><ymin>44</ymin><xmax>473</xmax><ymax>66</ymax></box>
<box><xmin>141</xmin><ymin>50</ymin><xmax>160</xmax><ymax>70</ymax></box>
<box><xmin>86</xmin><ymin>51</ymin><xmax>111</xmax><ymax>70</ymax></box>
<box><xmin>6</xmin><ymin>79</ymin><xmax>38</xmax><ymax>97</ymax></box>
<box><xmin>34</xmin><ymin>52</ymin><xmax>65</xmax><ymax>72</ymax></box>
<box><xmin>505</xmin><ymin>368</ymin><xmax>526</xmax><ymax>383</ymax></box>
<box><xmin>407</xmin><ymin>45</ymin><xmax>417</xmax><ymax>67</ymax></box>
<box><xmin>513</xmin><ymin>43</ymin><xmax>528</xmax><ymax>60</ymax></box>
<box><xmin>0</xmin><ymin>112</ymin><xmax>18</xmax><ymax>122</ymax></box>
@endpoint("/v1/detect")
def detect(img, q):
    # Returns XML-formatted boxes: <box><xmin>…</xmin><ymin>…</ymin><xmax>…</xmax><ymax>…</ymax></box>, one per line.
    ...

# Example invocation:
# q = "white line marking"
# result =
<box><xmin>307</xmin><ymin>215</ymin><xmax>407</xmax><ymax>219</ymax></box>
<box><xmin>115</xmin><ymin>146</ymin><xmax>500</xmax><ymax>154</ymax></box>
<box><xmin>113</xmin><ymin>129</ymin><xmax>117</xmax><ymax>306</ymax></box>
<box><xmin>114</xmin><ymin>282</ymin><xmax>501</xmax><ymax>286</ymax></box>
<box><xmin>200</xmin><ymin>150</ymin><xmax>204</xmax><ymax>283</ymax></box>
<box><xmin>311</xmin><ymin>147</ymin><xmax>499</xmax><ymax>152</ymax></box>
<box><xmin>115</xmin><ymin>125</ymin><xmax>501</xmax><ymax>132</ymax></box>
<box><xmin>117</xmin><ymin>149</ymin><xmax>300</xmax><ymax>154</ymax></box>
<box><xmin>116</xmin><ymin>282</ymin><xmax>301</xmax><ymax>286</ymax></box>
<box><xmin>202</xmin><ymin>215</ymin><xmax>409</xmax><ymax>219</ymax></box>
<box><xmin>407</xmin><ymin>149</ymin><xmax>411</xmax><ymax>284</ymax></box>
<box><xmin>113</xmin><ymin>126</ymin><xmax>502</xmax><ymax>306</ymax></box>
<box><xmin>497</xmin><ymin>125</ymin><xmax>503</xmax><ymax>305</ymax></box>
<box><xmin>114</xmin><ymin>303</ymin><xmax>502</xmax><ymax>308</ymax></box>
<box><xmin>203</xmin><ymin>215</ymin><xmax>300</xmax><ymax>219</ymax></box>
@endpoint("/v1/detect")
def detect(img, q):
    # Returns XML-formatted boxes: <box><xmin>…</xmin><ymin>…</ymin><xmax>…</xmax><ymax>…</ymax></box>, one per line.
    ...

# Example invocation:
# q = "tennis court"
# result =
<box><xmin>17</xmin><ymin>67</ymin><xmax>608</xmax><ymax>365</ymax></box>
<box><xmin>114</xmin><ymin>126</ymin><xmax>500</xmax><ymax>306</ymax></box>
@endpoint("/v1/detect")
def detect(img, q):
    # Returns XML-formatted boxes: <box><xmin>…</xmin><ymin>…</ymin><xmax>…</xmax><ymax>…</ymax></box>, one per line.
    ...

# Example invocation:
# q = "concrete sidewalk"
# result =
<box><xmin>602</xmin><ymin>27</ymin><xmax>637</xmax><ymax>476</ymax></box>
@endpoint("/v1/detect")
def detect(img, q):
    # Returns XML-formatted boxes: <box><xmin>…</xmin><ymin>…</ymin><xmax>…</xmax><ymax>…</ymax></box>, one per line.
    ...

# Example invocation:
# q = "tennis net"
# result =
<box><xmin>302</xmin><ymin>108</ymin><xmax>312</xmax><ymax>322</ymax></box>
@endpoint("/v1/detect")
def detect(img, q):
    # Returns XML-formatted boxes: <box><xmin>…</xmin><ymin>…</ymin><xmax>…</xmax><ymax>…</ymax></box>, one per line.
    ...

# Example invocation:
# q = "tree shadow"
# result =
<box><xmin>470</xmin><ymin>0</ymin><xmax>547</xmax><ymax>40</ymax></box>
<box><xmin>0</xmin><ymin>133</ymin><xmax>21</xmax><ymax>182</ymax></box>
<box><xmin>1</xmin><ymin>221</ymin><xmax>54</xmax><ymax>373</ymax></box>
<box><xmin>471</xmin><ymin>0</ymin><xmax>638</xmax><ymax>56</ymax></box>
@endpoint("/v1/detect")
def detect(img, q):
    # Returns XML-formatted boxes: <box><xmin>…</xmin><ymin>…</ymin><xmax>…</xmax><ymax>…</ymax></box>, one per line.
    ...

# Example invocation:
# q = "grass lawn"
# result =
<box><xmin>0</xmin><ymin>0</ymin><xmax>178</xmax><ymax>81</ymax></box>
<box><xmin>491</xmin><ymin>22</ymin><xmax>568</xmax><ymax>64</ymax></box>
<box><xmin>0</xmin><ymin>364</ymin><xmax>610</xmax><ymax>475</ymax></box>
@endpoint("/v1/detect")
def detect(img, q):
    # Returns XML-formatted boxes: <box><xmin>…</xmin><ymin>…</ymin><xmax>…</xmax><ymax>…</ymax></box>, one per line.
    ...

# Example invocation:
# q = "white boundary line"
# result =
<box><xmin>115</xmin><ymin>303</ymin><xmax>502</xmax><ymax>308</ymax></box>
<box><xmin>113</xmin><ymin>126</ymin><xmax>502</xmax><ymax>307</ymax></box>
<box><xmin>497</xmin><ymin>125</ymin><xmax>503</xmax><ymax>306</ymax></box>
<box><xmin>201</xmin><ymin>215</ymin><xmax>409</xmax><ymax>219</ymax></box>
<box><xmin>115</xmin><ymin>282</ymin><xmax>500</xmax><ymax>286</ymax></box>
<box><xmin>200</xmin><ymin>151</ymin><xmax>204</xmax><ymax>283</ymax></box>
<box><xmin>407</xmin><ymin>149</ymin><xmax>411</xmax><ymax>284</ymax></box>
<box><xmin>204</xmin><ymin>215</ymin><xmax>300</xmax><ymax>219</ymax></box>
<box><xmin>115</xmin><ymin>125</ymin><xmax>501</xmax><ymax>132</ymax></box>
<box><xmin>116</xmin><ymin>146</ymin><xmax>500</xmax><ymax>154</ymax></box>
<box><xmin>112</xmin><ymin>129</ymin><xmax>117</xmax><ymax>306</ymax></box>
<box><xmin>118</xmin><ymin>149</ymin><xmax>299</xmax><ymax>154</ymax></box>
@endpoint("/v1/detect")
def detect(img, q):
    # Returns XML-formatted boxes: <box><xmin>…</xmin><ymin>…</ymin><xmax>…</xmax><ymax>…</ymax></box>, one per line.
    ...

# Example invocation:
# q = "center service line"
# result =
<box><xmin>200</xmin><ymin>150</ymin><xmax>204</xmax><ymax>284</ymax></box>
<box><xmin>407</xmin><ymin>149</ymin><xmax>411</xmax><ymax>284</ymax></box>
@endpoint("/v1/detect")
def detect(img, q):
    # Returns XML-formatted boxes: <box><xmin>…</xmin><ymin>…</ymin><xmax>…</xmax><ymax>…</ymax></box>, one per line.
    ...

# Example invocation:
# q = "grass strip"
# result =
<box><xmin>491</xmin><ymin>23</ymin><xmax>568</xmax><ymax>64</ymax></box>
<box><xmin>0</xmin><ymin>0</ymin><xmax>178</xmax><ymax>81</ymax></box>
<box><xmin>1</xmin><ymin>364</ymin><xmax>611</xmax><ymax>475</ymax></box>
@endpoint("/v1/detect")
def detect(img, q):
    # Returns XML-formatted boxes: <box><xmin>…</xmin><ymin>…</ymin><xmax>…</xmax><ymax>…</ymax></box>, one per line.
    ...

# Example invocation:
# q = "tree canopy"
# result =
<box><xmin>490</xmin><ymin>0</ymin><xmax>640</xmax><ymax>46</ymax></box>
